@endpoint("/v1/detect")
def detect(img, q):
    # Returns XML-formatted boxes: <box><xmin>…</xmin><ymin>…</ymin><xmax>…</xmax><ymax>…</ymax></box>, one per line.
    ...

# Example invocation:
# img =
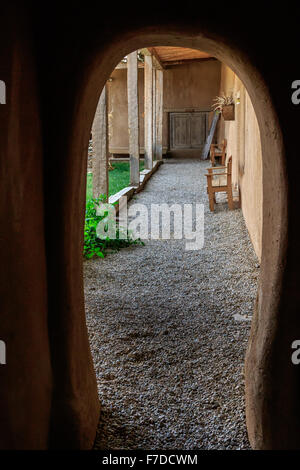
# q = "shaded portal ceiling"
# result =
<box><xmin>116</xmin><ymin>47</ymin><xmax>215</xmax><ymax>69</ymax></box>
<box><xmin>149</xmin><ymin>46</ymin><xmax>214</xmax><ymax>67</ymax></box>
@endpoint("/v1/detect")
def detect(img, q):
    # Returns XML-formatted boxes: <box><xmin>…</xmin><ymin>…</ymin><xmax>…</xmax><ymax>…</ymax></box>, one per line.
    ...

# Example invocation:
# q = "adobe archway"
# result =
<box><xmin>1</xmin><ymin>5</ymin><xmax>296</xmax><ymax>450</ymax></box>
<box><xmin>64</xmin><ymin>27</ymin><xmax>287</xmax><ymax>449</ymax></box>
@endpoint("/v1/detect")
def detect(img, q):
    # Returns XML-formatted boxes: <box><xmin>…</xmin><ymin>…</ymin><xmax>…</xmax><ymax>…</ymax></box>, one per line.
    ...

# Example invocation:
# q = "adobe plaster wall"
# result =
<box><xmin>107</xmin><ymin>59</ymin><xmax>221</xmax><ymax>154</ymax></box>
<box><xmin>218</xmin><ymin>65</ymin><xmax>263</xmax><ymax>260</ymax></box>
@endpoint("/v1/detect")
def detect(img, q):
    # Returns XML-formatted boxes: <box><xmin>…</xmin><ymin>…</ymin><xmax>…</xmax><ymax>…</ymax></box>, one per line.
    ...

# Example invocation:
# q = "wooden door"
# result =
<box><xmin>170</xmin><ymin>112</ymin><xmax>207</xmax><ymax>150</ymax></box>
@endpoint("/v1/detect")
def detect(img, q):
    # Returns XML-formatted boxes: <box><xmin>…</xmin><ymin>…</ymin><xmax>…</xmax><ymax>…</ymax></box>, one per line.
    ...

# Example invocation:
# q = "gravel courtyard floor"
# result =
<box><xmin>84</xmin><ymin>158</ymin><xmax>260</xmax><ymax>450</ymax></box>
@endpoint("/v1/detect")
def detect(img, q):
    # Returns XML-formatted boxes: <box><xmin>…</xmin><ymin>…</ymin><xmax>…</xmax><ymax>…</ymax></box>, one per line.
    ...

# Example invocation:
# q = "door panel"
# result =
<box><xmin>190</xmin><ymin>113</ymin><xmax>207</xmax><ymax>148</ymax></box>
<box><xmin>170</xmin><ymin>113</ymin><xmax>191</xmax><ymax>149</ymax></box>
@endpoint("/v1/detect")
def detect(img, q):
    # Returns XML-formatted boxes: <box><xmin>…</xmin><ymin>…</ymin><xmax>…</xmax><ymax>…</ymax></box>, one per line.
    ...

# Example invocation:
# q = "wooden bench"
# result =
<box><xmin>210</xmin><ymin>138</ymin><xmax>227</xmax><ymax>166</ymax></box>
<box><xmin>206</xmin><ymin>156</ymin><xmax>234</xmax><ymax>211</ymax></box>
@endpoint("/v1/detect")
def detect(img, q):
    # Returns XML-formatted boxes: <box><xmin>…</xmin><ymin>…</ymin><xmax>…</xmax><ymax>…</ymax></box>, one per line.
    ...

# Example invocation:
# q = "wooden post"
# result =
<box><xmin>144</xmin><ymin>54</ymin><xmax>153</xmax><ymax>169</ymax></box>
<box><xmin>127</xmin><ymin>51</ymin><xmax>140</xmax><ymax>187</ymax></box>
<box><xmin>152</xmin><ymin>67</ymin><xmax>156</xmax><ymax>160</ymax></box>
<box><xmin>155</xmin><ymin>69</ymin><xmax>163</xmax><ymax>160</ymax></box>
<box><xmin>92</xmin><ymin>85</ymin><xmax>109</xmax><ymax>201</ymax></box>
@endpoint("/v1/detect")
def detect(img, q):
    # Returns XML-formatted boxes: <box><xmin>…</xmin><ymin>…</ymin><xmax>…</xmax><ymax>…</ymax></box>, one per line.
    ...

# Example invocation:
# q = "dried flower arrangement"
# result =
<box><xmin>212</xmin><ymin>93</ymin><xmax>235</xmax><ymax>120</ymax></box>
<box><xmin>212</xmin><ymin>93</ymin><xmax>235</xmax><ymax>112</ymax></box>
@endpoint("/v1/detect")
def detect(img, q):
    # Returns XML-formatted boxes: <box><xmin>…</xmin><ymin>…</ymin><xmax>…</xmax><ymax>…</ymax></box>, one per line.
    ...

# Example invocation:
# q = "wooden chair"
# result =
<box><xmin>206</xmin><ymin>156</ymin><xmax>234</xmax><ymax>211</ymax></box>
<box><xmin>210</xmin><ymin>138</ymin><xmax>227</xmax><ymax>166</ymax></box>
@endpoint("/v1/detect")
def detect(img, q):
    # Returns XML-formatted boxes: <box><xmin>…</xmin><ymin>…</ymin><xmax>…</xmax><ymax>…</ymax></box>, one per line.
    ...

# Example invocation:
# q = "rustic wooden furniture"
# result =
<box><xmin>206</xmin><ymin>156</ymin><xmax>233</xmax><ymax>211</ymax></box>
<box><xmin>210</xmin><ymin>138</ymin><xmax>227</xmax><ymax>166</ymax></box>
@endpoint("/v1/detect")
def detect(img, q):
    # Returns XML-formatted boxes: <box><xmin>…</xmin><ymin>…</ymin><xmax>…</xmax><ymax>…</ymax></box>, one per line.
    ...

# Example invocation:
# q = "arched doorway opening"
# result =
<box><xmin>51</xmin><ymin>26</ymin><xmax>287</xmax><ymax>450</ymax></box>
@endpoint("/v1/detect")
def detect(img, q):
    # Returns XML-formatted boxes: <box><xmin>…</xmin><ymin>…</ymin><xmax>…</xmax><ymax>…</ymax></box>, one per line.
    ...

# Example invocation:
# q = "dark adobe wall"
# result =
<box><xmin>0</xmin><ymin>1</ymin><xmax>299</xmax><ymax>449</ymax></box>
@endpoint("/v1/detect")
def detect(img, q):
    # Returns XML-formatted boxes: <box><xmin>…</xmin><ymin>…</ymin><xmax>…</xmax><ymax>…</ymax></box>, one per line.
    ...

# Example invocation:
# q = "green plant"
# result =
<box><xmin>86</xmin><ymin>161</ymin><xmax>144</xmax><ymax>200</ymax></box>
<box><xmin>83</xmin><ymin>195</ymin><xmax>144</xmax><ymax>259</ymax></box>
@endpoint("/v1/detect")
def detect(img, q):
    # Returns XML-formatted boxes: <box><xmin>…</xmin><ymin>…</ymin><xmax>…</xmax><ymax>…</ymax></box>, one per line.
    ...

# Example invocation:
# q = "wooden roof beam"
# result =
<box><xmin>163</xmin><ymin>57</ymin><xmax>217</xmax><ymax>68</ymax></box>
<box><xmin>139</xmin><ymin>48</ymin><xmax>165</xmax><ymax>70</ymax></box>
<box><xmin>147</xmin><ymin>47</ymin><xmax>165</xmax><ymax>70</ymax></box>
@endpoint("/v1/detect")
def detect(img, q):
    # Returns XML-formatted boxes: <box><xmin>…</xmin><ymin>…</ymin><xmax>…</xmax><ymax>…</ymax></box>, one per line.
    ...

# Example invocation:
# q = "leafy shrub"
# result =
<box><xmin>84</xmin><ymin>195</ymin><xmax>144</xmax><ymax>259</ymax></box>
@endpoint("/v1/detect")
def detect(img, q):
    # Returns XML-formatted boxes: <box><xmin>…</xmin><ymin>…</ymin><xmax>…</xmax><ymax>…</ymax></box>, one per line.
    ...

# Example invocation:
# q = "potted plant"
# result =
<box><xmin>212</xmin><ymin>93</ymin><xmax>235</xmax><ymax>120</ymax></box>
